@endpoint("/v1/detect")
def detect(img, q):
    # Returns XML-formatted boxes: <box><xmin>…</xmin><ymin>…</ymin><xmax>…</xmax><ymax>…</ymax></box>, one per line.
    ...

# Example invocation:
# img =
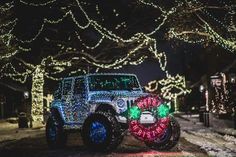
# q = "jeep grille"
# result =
<box><xmin>126</xmin><ymin>99</ymin><xmax>135</xmax><ymax>108</ymax></box>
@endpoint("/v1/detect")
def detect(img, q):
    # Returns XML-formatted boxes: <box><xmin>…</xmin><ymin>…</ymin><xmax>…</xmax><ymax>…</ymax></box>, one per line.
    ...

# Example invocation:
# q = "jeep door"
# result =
<box><xmin>72</xmin><ymin>77</ymin><xmax>88</xmax><ymax>124</ymax></box>
<box><xmin>61</xmin><ymin>78</ymin><xmax>74</xmax><ymax>123</ymax></box>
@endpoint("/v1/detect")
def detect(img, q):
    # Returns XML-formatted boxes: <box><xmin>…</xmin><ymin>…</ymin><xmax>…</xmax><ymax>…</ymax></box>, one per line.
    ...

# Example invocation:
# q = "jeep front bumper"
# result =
<box><xmin>116</xmin><ymin>112</ymin><xmax>156</xmax><ymax>124</ymax></box>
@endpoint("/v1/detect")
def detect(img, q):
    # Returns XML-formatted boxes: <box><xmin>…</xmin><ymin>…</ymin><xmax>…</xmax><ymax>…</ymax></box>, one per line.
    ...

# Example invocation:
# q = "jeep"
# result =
<box><xmin>46</xmin><ymin>73</ymin><xmax>180</xmax><ymax>151</ymax></box>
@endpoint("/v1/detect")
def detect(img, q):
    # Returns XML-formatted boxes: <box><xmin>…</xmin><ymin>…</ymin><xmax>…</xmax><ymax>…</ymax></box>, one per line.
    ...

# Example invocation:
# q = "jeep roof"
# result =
<box><xmin>61</xmin><ymin>73</ymin><xmax>138</xmax><ymax>80</ymax></box>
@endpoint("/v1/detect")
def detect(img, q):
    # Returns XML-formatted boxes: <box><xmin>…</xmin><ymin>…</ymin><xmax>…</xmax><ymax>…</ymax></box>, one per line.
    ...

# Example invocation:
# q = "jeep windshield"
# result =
<box><xmin>88</xmin><ymin>75</ymin><xmax>141</xmax><ymax>91</ymax></box>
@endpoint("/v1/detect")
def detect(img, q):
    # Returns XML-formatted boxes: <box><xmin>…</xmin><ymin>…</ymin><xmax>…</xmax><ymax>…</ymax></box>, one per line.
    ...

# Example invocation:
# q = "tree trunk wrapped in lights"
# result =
<box><xmin>31</xmin><ymin>65</ymin><xmax>45</xmax><ymax>122</ymax></box>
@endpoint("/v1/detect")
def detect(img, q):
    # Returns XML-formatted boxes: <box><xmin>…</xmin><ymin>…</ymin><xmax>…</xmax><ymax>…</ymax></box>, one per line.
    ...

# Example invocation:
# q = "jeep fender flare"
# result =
<box><xmin>95</xmin><ymin>103</ymin><xmax>117</xmax><ymax>115</ymax></box>
<box><xmin>50</xmin><ymin>107</ymin><xmax>65</xmax><ymax>124</ymax></box>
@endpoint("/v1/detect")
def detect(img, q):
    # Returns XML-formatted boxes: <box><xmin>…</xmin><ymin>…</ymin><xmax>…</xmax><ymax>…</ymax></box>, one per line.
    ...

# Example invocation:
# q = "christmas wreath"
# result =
<box><xmin>128</xmin><ymin>95</ymin><xmax>170</xmax><ymax>142</ymax></box>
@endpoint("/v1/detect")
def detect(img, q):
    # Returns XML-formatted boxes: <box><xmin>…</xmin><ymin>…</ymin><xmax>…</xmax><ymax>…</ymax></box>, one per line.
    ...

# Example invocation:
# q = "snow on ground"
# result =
<box><xmin>0</xmin><ymin>120</ymin><xmax>17</xmax><ymax>131</ymax></box>
<box><xmin>176</xmin><ymin>116</ymin><xmax>236</xmax><ymax>157</ymax></box>
<box><xmin>180</xmin><ymin>151</ymin><xmax>195</xmax><ymax>157</ymax></box>
<box><xmin>182</xmin><ymin>130</ymin><xmax>236</xmax><ymax>157</ymax></box>
<box><xmin>2</xmin><ymin>117</ymin><xmax>236</xmax><ymax>156</ymax></box>
<box><xmin>181</xmin><ymin>114</ymin><xmax>199</xmax><ymax>118</ymax></box>
<box><xmin>0</xmin><ymin>120</ymin><xmax>44</xmax><ymax>147</ymax></box>
<box><xmin>223</xmin><ymin>135</ymin><xmax>236</xmax><ymax>145</ymax></box>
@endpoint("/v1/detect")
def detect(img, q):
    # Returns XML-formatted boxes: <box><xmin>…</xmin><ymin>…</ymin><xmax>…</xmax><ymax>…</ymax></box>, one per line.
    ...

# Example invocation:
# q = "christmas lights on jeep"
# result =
<box><xmin>46</xmin><ymin>73</ymin><xmax>180</xmax><ymax>151</ymax></box>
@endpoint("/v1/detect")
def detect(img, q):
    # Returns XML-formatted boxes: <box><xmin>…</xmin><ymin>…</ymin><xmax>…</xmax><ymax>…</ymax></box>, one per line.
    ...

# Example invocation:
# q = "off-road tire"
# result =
<box><xmin>145</xmin><ymin>116</ymin><xmax>180</xmax><ymax>151</ymax></box>
<box><xmin>46</xmin><ymin>116</ymin><xmax>67</xmax><ymax>149</ymax></box>
<box><xmin>81</xmin><ymin>112</ymin><xmax>123</xmax><ymax>152</ymax></box>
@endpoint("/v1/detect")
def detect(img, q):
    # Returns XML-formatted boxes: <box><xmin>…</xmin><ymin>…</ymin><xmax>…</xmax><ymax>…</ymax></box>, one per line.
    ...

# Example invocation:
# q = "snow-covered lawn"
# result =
<box><xmin>0</xmin><ymin>120</ymin><xmax>44</xmax><ymax>147</ymax></box>
<box><xmin>177</xmin><ymin>116</ymin><xmax>236</xmax><ymax>157</ymax></box>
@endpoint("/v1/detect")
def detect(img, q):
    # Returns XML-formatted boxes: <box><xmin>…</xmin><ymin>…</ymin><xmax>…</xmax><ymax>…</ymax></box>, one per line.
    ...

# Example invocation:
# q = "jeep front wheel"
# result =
<box><xmin>81</xmin><ymin>112</ymin><xmax>122</xmax><ymax>152</ymax></box>
<box><xmin>46</xmin><ymin>116</ymin><xmax>67</xmax><ymax>149</ymax></box>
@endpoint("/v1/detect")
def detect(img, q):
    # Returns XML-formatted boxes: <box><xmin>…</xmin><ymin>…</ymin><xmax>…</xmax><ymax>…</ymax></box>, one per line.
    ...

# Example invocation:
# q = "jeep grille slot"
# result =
<box><xmin>127</xmin><ymin>99</ymin><xmax>135</xmax><ymax>109</ymax></box>
<box><xmin>130</xmin><ymin>100</ymin><xmax>134</xmax><ymax>106</ymax></box>
<box><xmin>127</xmin><ymin>100</ymin><xmax>130</xmax><ymax>108</ymax></box>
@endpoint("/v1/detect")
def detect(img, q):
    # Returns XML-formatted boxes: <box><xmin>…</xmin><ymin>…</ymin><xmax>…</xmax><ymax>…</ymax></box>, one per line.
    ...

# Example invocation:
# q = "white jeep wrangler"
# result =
<box><xmin>46</xmin><ymin>73</ymin><xmax>180</xmax><ymax>151</ymax></box>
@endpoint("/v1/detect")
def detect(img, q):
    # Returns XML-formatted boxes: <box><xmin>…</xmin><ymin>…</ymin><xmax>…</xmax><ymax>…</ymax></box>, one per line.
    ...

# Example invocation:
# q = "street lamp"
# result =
<box><xmin>199</xmin><ymin>85</ymin><xmax>205</xmax><ymax>93</ymax></box>
<box><xmin>229</xmin><ymin>73</ymin><xmax>236</xmax><ymax>84</ymax></box>
<box><xmin>229</xmin><ymin>73</ymin><xmax>236</xmax><ymax>129</ymax></box>
<box><xmin>199</xmin><ymin>84</ymin><xmax>210</xmax><ymax>127</ymax></box>
<box><xmin>24</xmin><ymin>91</ymin><xmax>29</xmax><ymax>99</ymax></box>
<box><xmin>199</xmin><ymin>85</ymin><xmax>205</xmax><ymax>123</ymax></box>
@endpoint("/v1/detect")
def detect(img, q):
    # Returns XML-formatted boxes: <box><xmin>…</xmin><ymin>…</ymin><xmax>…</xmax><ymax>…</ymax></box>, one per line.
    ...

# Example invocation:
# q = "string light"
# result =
<box><xmin>0</xmin><ymin>2</ymin><xmax>14</xmax><ymax>12</ymax></box>
<box><xmin>210</xmin><ymin>73</ymin><xmax>232</xmax><ymax>114</ymax></box>
<box><xmin>145</xmin><ymin>74</ymin><xmax>191</xmax><ymax>111</ymax></box>
<box><xmin>203</xmin><ymin>23</ymin><xmax>236</xmax><ymax>52</ymax></box>
<box><xmin>31</xmin><ymin>65</ymin><xmax>45</xmax><ymax>122</ymax></box>
<box><xmin>168</xmin><ymin>0</ymin><xmax>236</xmax><ymax>53</ymax></box>
<box><xmin>168</xmin><ymin>28</ymin><xmax>206</xmax><ymax>44</ymax></box>
<box><xmin>75</xmin><ymin>31</ymin><xmax>105</xmax><ymax>50</ymax></box>
<box><xmin>18</xmin><ymin>45</ymin><xmax>31</xmax><ymax>52</ymax></box>
<box><xmin>0</xmin><ymin>50</ymin><xmax>18</xmax><ymax>60</ymax></box>
<box><xmin>138</xmin><ymin>0</ymin><xmax>166</xmax><ymax>13</ymax></box>
<box><xmin>0</xmin><ymin>63</ymin><xmax>32</xmax><ymax>83</ymax></box>
<box><xmin>5</xmin><ymin>0</ymin><xmax>234</xmax><ymax>120</ymax></box>
<box><xmin>0</xmin><ymin>3</ymin><xmax>168</xmax><ymax>72</ymax></box>
<box><xmin>0</xmin><ymin>0</ymin><xmax>181</xmax><ymax>121</ymax></box>
<box><xmin>20</xmin><ymin>0</ymin><xmax>56</xmax><ymax>6</ymax></box>
<box><xmin>1</xmin><ymin>0</ymin><xmax>169</xmax><ymax>70</ymax></box>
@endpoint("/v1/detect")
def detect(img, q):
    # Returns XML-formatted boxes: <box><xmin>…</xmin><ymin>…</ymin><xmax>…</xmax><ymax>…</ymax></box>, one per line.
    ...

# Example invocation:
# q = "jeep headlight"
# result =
<box><xmin>117</xmin><ymin>99</ymin><xmax>126</xmax><ymax>108</ymax></box>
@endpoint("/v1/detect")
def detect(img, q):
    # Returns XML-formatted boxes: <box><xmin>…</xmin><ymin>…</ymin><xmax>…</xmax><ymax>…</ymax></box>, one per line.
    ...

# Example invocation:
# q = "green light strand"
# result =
<box><xmin>157</xmin><ymin>104</ymin><xmax>169</xmax><ymax>118</ymax></box>
<box><xmin>129</xmin><ymin>106</ymin><xmax>141</xmax><ymax>120</ymax></box>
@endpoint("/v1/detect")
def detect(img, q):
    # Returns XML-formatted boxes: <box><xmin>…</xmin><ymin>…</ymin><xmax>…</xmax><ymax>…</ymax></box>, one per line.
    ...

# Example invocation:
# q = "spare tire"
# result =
<box><xmin>145</xmin><ymin>116</ymin><xmax>180</xmax><ymax>151</ymax></box>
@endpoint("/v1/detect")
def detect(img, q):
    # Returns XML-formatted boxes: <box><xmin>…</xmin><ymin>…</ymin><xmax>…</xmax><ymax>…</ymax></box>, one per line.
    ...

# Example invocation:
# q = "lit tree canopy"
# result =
<box><xmin>168</xmin><ymin>0</ymin><xmax>236</xmax><ymax>53</ymax></box>
<box><xmin>0</xmin><ymin>0</ymin><xmax>235</xmax><ymax>120</ymax></box>
<box><xmin>0</xmin><ymin>0</ymin><xmax>235</xmax><ymax>76</ymax></box>
<box><xmin>1</xmin><ymin>0</ymin><xmax>235</xmax><ymax>77</ymax></box>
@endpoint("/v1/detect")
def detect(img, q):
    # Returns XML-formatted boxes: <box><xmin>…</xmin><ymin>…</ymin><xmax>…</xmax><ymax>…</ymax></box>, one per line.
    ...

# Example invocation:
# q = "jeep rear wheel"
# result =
<box><xmin>81</xmin><ymin>112</ymin><xmax>123</xmax><ymax>152</ymax></box>
<box><xmin>46</xmin><ymin>116</ymin><xmax>67</xmax><ymax>149</ymax></box>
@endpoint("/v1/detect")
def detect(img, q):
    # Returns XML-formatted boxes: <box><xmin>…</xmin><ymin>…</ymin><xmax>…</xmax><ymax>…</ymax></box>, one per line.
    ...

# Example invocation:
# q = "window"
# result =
<box><xmin>74</xmin><ymin>78</ymin><xmax>85</xmax><ymax>95</ymax></box>
<box><xmin>88</xmin><ymin>75</ymin><xmax>140</xmax><ymax>91</ymax></box>
<box><xmin>54</xmin><ymin>82</ymin><xmax>62</xmax><ymax>99</ymax></box>
<box><xmin>62</xmin><ymin>79</ymin><xmax>72</xmax><ymax>95</ymax></box>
